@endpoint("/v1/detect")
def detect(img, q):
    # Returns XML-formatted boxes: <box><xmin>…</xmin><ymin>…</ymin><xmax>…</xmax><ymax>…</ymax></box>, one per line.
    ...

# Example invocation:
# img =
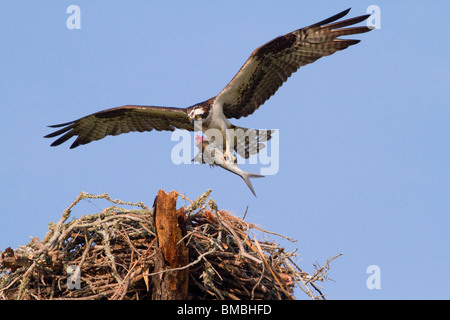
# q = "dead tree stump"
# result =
<box><xmin>151</xmin><ymin>190</ymin><xmax>189</xmax><ymax>300</ymax></box>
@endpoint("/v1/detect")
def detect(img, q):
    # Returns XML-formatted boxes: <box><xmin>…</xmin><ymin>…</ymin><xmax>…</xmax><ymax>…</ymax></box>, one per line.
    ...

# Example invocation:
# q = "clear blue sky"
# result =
<box><xmin>1</xmin><ymin>1</ymin><xmax>449</xmax><ymax>299</ymax></box>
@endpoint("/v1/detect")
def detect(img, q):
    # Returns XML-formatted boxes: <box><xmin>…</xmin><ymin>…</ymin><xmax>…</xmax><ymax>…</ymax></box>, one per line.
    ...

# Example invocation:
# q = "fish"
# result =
<box><xmin>193</xmin><ymin>135</ymin><xmax>264</xmax><ymax>197</ymax></box>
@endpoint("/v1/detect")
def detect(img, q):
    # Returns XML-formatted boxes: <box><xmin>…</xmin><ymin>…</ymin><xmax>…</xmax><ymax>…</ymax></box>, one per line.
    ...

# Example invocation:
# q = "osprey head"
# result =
<box><xmin>188</xmin><ymin>106</ymin><xmax>209</xmax><ymax>123</ymax></box>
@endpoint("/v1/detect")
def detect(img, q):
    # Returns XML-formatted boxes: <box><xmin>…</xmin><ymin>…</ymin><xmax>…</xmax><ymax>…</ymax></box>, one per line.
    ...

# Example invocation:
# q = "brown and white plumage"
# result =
<box><xmin>216</xmin><ymin>8</ymin><xmax>371</xmax><ymax>119</ymax></box>
<box><xmin>45</xmin><ymin>105</ymin><xmax>193</xmax><ymax>149</ymax></box>
<box><xmin>45</xmin><ymin>8</ymin><xmax>372</xmax><ymax>156</ymax></box>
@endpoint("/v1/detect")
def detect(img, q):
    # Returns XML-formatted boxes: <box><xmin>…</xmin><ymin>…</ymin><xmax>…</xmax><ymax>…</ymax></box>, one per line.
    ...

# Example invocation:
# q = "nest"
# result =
<box><xmin>0</xmin><ymin>190</ymin><xmax>340</xmax><ymax>300</ymax></box>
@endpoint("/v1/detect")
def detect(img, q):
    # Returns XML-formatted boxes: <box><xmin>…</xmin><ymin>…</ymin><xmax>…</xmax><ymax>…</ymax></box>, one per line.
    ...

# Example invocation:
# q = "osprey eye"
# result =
<box><xmin>196</xmin><ymin>115</ymin><xmax>201</xmax><ymax>120</ymax></box>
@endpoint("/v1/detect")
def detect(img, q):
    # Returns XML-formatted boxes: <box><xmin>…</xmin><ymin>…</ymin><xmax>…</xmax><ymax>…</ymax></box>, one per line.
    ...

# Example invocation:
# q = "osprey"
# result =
<box><xmin>45</xmin><ymin>8</ymin><xmax>372</xmax><ymax>162</ymax></box>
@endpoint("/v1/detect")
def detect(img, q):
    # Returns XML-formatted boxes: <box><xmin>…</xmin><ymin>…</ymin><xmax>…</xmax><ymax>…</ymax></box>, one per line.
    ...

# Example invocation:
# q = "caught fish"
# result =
<box><xmin>193</xmin><ymin>135</ymin><xmax>264</xmax><ymax>197</ymax></box>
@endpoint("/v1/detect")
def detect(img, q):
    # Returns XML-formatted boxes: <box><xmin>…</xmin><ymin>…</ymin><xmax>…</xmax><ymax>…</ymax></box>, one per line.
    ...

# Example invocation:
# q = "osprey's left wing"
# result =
<box><xmin>216</xmin><ymin>8</ymin><xmax>372</xmax><ymax>119</ymax></box>
<box><xmin>44</xmin><ymin>105</ymin><xmax>192</xmax><ymax>149</ymax></box>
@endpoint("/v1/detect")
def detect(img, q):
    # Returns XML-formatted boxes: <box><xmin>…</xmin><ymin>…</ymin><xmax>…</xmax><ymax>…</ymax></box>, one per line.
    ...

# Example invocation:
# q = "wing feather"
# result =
<box><xmin>44</xmin><ymin>105</ymin><xmax>192</xmax><ymax>148</ymax></box>
<box><xmin>215</xmin><ymin>8</ymin><xmax>372</xmax><ymax>119</ymax></box>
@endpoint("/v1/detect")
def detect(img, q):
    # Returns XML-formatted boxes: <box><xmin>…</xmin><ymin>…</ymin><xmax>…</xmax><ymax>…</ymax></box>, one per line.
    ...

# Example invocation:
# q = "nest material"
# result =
<box><xmin>0</xmin><ymin>190</ymin><xmax>340</xmax><ymax>300</ymax></box>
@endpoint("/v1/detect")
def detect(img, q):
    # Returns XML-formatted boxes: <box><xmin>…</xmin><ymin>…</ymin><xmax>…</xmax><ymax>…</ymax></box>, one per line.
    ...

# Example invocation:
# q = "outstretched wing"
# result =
<box><xmin>215</xmin><ymin>8</ymin><xmax>372</xmax><ymax>119</ymax></box>
<box><xmin>44</xmin><ymin>105</ymin><xmax>192</xmax><ymax>148</ymax></box>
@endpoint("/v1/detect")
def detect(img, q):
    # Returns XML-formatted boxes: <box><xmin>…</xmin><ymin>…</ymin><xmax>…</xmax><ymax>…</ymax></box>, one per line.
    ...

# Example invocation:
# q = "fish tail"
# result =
<box><xmin>241</xmin><ymin>172</ymin><xmax>264</xmax><ymax>197</ymax></box>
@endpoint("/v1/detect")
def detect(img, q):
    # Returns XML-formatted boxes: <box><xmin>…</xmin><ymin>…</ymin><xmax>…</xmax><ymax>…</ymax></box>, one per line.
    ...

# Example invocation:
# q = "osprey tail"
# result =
<box><xmin>229</xmin><ymin>125</ymin><xmax>274</xmax><ymax>159</ymax></box>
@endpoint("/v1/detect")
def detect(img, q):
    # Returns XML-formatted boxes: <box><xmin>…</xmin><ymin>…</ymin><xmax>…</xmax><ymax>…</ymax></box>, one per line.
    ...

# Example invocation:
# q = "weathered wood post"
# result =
<box><xmin>151</xmin><ymin>190</ymin><xmax>189</xmax><ymax>300</ymax></box>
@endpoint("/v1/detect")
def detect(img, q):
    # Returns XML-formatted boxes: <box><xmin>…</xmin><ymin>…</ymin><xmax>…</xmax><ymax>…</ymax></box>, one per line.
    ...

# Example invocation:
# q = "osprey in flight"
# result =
<box><xmin>46</xmin><ymin>8</ymin><xmax>372</xmax><ymax>162</ymax></box>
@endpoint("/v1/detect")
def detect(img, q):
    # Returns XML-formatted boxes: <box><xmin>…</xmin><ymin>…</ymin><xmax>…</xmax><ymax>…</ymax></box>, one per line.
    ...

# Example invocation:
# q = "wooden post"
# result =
<box><xmin>151</xmin><ymin>190</ymin><xmax>189</xmax><ymax>300</ymax></box>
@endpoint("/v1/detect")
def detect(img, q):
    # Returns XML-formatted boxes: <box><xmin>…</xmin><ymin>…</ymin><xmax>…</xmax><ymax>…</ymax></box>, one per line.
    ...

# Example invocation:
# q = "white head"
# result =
<box><xmin>188</xmin><ymin>107</ymin><xmax>209</xmax><ymax>122</ymax></box>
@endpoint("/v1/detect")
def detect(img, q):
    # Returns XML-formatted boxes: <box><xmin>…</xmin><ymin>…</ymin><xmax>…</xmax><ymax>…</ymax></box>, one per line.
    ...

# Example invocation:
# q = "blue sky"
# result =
<box><xmin>1</xmin><ymin>1</ymin><xmax>449</xmax><ymax>299</ymax></box>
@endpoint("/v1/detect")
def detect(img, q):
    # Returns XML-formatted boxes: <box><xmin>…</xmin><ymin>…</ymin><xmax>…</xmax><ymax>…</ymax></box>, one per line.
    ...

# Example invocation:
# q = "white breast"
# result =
<box><xmin>209</xmin><ymin>99</ymin><xmax>232</xmax><ymax>132</ymax></box>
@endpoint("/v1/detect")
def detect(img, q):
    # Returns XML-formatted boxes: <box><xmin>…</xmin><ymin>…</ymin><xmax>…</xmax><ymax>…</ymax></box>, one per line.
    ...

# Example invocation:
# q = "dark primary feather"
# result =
<box><xmin>44</xmin><ymin>105</ymin><xmax>192</xmax><ymax>148</ymax></box>
<box><xmin>216</xmin><ymin>8</ymin><xmax>372</xmax><ymax>119</ymax></box>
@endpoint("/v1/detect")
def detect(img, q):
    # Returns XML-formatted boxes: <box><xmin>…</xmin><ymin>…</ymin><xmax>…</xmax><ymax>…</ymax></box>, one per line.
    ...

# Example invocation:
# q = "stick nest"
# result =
<box><xmin>0</xmin><ymin>190</ymin><xmax>340</xmax><ymax>300</ymax></box>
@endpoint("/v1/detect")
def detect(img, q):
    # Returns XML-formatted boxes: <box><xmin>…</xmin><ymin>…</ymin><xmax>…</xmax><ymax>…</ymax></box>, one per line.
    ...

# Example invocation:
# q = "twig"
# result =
<box><xmin>145</xmin><ymin>248</ymin><xmax>216</xmax><ymax>277</ymax></box>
